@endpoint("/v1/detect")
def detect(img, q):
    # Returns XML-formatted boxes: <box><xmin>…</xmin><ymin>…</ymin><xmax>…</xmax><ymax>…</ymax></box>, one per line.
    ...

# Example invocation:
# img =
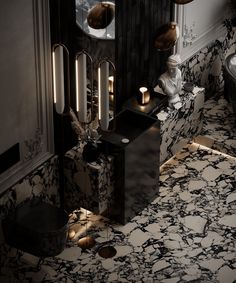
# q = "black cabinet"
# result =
<box><xmin>101</xmin><ymin>109</ymin><xmax>160</xmax><ymax>224</ymax></box>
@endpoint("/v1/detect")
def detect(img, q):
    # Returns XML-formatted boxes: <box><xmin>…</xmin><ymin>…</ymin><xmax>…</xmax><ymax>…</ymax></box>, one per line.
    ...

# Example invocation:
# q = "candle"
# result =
<box><xmin>137</xmin><ymin>87</ymin><xmax>150</xmax><ymax>105</ymax></box>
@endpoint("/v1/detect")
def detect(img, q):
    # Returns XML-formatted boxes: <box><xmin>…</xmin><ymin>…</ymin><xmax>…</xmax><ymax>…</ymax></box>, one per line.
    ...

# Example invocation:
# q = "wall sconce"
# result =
<box><xmin>98</xmin><ymin>60</ymin><xmax>115</xmax><ymax>131</ymax></box>
<box><xmin>137</xmin><ymin>87</ymin><xmax>150</xmax><ymax>106</ymax></box>
<box><xmin>75</xmin><ymin>51</ymin><xmax>93</xmax><ymax>124</ymax></box>
<box><xmin>52</xmin><ymin>44</ymin><xmax>69</xmax><ymax>114</ymax></box>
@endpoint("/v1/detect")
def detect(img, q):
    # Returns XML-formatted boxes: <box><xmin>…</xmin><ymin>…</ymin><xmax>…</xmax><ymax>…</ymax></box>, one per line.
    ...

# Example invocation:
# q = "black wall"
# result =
<box><xmin>116</xmin><ymin>0</ymin><xmax>172</xmax><ymax>111</ymax></box>
<box><xmin>50</xmin><ymin>0</ymin><xmax>173</xmax><ymax>151</ymax></box>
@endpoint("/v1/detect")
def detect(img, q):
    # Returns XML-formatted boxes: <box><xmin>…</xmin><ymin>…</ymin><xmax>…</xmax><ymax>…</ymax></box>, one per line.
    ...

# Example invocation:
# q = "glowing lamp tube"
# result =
<box><xmin>98</xmin><ymin>61</ymin><xmax>109</xmax><ymax>131</ymax></box>
<box><xmin>52</xmin><ymin>45</ymin><xmax>65</xmax><ymax>114</ymax></box>
<box><xmin>75</xmin><ymin>53</ymin><xmax>87</xmax><ymax>123</ymax></box>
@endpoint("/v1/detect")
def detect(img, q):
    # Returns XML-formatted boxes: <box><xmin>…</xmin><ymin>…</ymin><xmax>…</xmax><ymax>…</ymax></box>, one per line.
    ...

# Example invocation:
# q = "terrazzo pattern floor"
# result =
<box><xmin>1</xmin><ymin>97</ymin><xmax>236</xmax><ymax>283</ymax></box>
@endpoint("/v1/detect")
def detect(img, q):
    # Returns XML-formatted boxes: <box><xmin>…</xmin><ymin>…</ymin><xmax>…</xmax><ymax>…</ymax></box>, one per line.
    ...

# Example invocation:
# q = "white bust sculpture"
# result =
<box><xmin>158</xmin><ymin>54</ymin><xmax>182</xmax><ymax>109</ymax></box>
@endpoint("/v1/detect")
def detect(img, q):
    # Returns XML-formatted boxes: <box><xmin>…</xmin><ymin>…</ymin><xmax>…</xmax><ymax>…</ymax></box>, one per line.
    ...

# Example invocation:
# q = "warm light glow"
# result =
<box><xmin>138</xmin><ymin>87</ymin><xmax>150</xmax><ymax>105</ymax></box>
<box><xmin>98</xmin><ymin>67</ymin><xmax>101</xmax><ymax>120</ymax></box>
<box><xmin>75</xmin><ymin>59</ymin><xmax>79</xmax><ymax>112</ymax></box>
<box><xmin>139</xmin><ymin>87</ymin><xmax>148</xmax><ymax>104</ymax></box>
<box><xmin>52</xmin><ymin>51</ymin><xmax>57</xmax><ymax>103</ymax></box>
<box><xmin>75</xmin><ymin>53</ymin><xmax>87</xmax><ymax>123</ymax></box>
<box><xmin>52</xmin><ymin>45</ymin><xmax>65</xmax><ymax>114</ymax></box>
<box><xmin>109</xmin><ymin>76</ymin><xmax>114</xmax><ymax>93</ymax></box>
<box><xmin>139</xmin><ymin>87</ymin><xmax>148</xmax><ymax>93</ymax></box>
<box><xmin>98</xmin><ymin>61</ymin><xmax>110</xmax><ymax>131</ymax></box>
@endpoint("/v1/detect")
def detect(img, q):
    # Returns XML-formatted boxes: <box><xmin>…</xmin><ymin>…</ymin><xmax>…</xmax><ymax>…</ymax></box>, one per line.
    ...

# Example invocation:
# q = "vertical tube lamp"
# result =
<box><xmin>75</xmin><ymin>53</ymin><xmax>87</xmax><ymax>123</ymax></box>
<box><xmin>52</xmin><ymin>45</ymin><xmax>65</xmax><ymax>114</ymax></box>
<box><xmin>98</xmin><ymin>61</ymin><xmax>109</xmax><ymax>131</ymax></box>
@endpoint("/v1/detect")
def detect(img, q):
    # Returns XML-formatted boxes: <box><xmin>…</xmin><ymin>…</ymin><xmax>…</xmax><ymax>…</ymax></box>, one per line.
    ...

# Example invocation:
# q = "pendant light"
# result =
<box><xmin>154</xmin><ymin>22</ymin><xmax>179</xmax><ymax>51</ymax></box>
<box><xmin>87</xmin><ymin>2</ymin><xmax>115</xmax><ymax>30</ymax></box>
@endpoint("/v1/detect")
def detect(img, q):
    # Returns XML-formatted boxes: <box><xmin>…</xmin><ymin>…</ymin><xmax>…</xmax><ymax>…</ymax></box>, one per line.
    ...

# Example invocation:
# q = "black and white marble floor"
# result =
<box><xmin>1</xmin><ymin>97</ymin><xmax>236</xmax><ymax>283</ymax></box>
<box><xmin>194</xmin><ymin>96</ymin><xmax>236</xmax><ymax>157</ymax></box>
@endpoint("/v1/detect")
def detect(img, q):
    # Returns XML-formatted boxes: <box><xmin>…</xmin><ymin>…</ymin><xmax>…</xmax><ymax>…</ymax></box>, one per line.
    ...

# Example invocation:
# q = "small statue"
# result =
<box><xmin>158</xmin><ymin>54</ymin><xmax>182</xmax><ymax>109</ymax></box>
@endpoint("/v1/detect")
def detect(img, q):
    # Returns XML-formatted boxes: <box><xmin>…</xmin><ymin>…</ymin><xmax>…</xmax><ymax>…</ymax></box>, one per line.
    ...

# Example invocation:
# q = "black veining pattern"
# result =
<box><xmin>1</xmin><ymin>98</ymin><xmax>236</xmax><ymax>283</ymax></box>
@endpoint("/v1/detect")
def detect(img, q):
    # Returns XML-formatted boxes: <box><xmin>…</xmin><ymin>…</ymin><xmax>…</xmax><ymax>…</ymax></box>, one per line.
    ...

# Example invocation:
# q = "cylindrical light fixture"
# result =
<box><xmin>98</xmin><ymin>61</ymin><xmax>109</xmax><ymax>131</ymax></box>
<box><xmin>52</xmin><ymin>44</ymin><xmax>66</xmax><ymax>114</ymax></box>
<box><xmin>75</xmin><ymin>52</ymin><xmax>87</xmax><ymax>123</ymax></box>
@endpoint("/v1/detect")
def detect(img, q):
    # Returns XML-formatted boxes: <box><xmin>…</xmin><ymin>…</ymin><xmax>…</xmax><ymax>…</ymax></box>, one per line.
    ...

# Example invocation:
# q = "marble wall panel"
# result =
<box><xmin>180</xmin><ymin>23</ymin><xmax>236</xmax><ymax>99</ymax></box>
<box><xmin>156</xmin><ymin>87</ymin><xmax>205</xmax><ymax>164</ymax></box>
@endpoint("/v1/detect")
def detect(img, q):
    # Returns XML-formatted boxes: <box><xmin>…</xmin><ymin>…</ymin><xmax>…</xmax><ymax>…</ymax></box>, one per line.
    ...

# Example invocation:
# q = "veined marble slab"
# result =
<box><xmin>0</xmin><ymin>155</ymin><xmax>60</xmax><ymax>268</ymax></box>
<box><xmin>64</xmin><ymin>144</ymin><xmax>114</xmax><ymax>215</ymax></box>
<box><xmin>194</xmin><ymin>96</ymin><xmax>236</xmax><ymax>157</ymax></box>
<box><xmin>156</xmin><ymin>86</ymin><xmax>205</xmax><ymax>164</ymax></box>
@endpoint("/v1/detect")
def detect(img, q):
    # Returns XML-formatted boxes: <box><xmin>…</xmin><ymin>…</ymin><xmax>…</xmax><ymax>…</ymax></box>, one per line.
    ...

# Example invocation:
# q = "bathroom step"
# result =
<box><xmin>194</xmin><ymin>96</ymin><xmax>236</xmax><ymax>158</ymax></box>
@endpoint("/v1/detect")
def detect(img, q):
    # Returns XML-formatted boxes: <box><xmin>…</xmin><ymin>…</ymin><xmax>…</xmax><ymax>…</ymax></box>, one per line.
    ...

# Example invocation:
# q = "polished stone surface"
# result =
<box><xmin>194</xmin><ymin>96</ymin><xmax>236</xmax><ymax>157</ymax></box>
<box><xmin>64</xmin><ymin>144</ymin><xmax>114</xmax><ymax>215</ymax></box>
<box><xmin>1</xmin><ymin>97</ymin><xmax>236</xmax><ymax>283</ymax></box>
<box><xmin>156</xmin><ymin>86</ymin><xmax>205</xmax><ymax>164</ymax></box>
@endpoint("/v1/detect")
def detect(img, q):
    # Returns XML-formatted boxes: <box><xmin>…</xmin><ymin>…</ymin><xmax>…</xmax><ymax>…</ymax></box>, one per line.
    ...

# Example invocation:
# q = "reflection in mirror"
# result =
<box><xmin>52</xmin><ymin>44</ymin><xmax>69</xmax><ymax>114</ymax></box>
<box><xmin>154</xmin><ymin>22</ymin><xmax>179</xmax><ymax>51</ymax></box>
<box><xmin>98</xmin><ymin>60</ymin><xmax>115</xmax><ymax>131</ymax></box>
<box><xmin>75</xmin><ymin>0</ymin><xmax>115</xmax><ymax>39</ymax></box>
<box><xmin>75</xmin><ymin>51</ymin><xmax>93</xmax><ymax>124</ymax></box>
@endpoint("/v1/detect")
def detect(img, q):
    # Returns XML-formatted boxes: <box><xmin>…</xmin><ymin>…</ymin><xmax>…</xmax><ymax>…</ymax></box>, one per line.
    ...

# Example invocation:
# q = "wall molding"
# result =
<box><xmin>0</xmin><ymin>0</ymin><xmax>54</xmax><ymax>193</ymax></box>
<box><xmin>175</xmin><ymin>1</ymin><xmax>229</xmax><ymax>63</ymax></box>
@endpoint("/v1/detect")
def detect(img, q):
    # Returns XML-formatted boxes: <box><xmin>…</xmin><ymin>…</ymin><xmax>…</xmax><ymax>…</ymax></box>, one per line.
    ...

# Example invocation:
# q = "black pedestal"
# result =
<box><xmin>101</xmin><ymin>109</ymin><xmax>160</xmax><ymax>224</ymax></box>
